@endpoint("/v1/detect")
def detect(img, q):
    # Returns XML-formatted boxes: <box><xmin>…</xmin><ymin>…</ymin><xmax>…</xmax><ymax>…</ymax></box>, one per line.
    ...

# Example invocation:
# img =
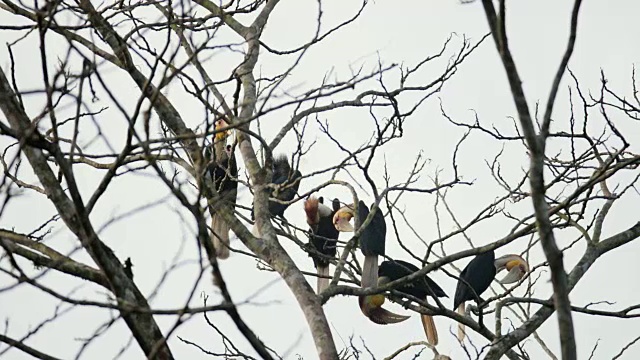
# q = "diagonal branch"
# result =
<box><xmin>0</xmin><ymin>66</ymin><xmax>173</xmax><ymax>360</ymax></box>
<box><xmin>541</xmin><ymin>0</ymin><xmax>584</xmax><ymax>138</ymax></box>
<box><xmin>0</xmin><ymin>229</ymin><xmax>109</xmax><ymax>288</ymax></box>
<box><xmin>480</xmin><ymin>2</ymin><xmax>585</xmax><ymax>359</ymax></box>
<box><xmin>485</xmin><ymin>221</ymin><xmax>640</xmax><ymax>359</ymax></box>
<box><xmin>0</xmin><ymin>333</ymin><xmax>62</xmax><ymax>360</ymax></box>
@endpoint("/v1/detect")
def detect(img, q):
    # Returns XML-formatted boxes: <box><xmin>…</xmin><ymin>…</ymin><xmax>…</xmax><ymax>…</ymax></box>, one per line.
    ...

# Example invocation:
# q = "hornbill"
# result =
<box><xmin>358</xmin><ymin>292</ymin><xmax>410</xmax><ymax>326</ymax></box>
<box><xmin>251</xmin><ymin>155</ymin><xmax>302</xmax><ymax>236</ymax></box>
<box><xmin>333</xmin><ymin>201</ymin><xmax>386</xmax><ymax>288</ymax></box>
<box><xmin>453</xmin><ymin>251</ymin><xmax>529</xmax><ymax>341</ymax></box>
<box><xmin>205</xmin><ymin>119</ymin><xmax>237</xmax><ymax>259</ymax></box>
<box><xmin>304</xmin><ymin>196</ymin><xmax>340</xmax><ymax>293</ymax></box>
<box><xmin>376</xmin><ymin>260</ymin><xmax>448</xmax><ymax>345</ymax></box>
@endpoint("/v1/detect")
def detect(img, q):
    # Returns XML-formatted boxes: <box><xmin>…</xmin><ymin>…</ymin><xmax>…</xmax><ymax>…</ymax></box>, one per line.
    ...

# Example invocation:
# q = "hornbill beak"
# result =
<box><xmin>358</xmin><ymin>294</ymin><xmax>410</xmax><ymax>325</ymax></box>
<box><xmin>333</xmin><ymin>204</ymin><xmax>355</xmax><ymax>232</ymax></box>
<box><xmin>495</xmin><ymin>254</ymin><xmax>529</xmax><ymax>284</ymax></box>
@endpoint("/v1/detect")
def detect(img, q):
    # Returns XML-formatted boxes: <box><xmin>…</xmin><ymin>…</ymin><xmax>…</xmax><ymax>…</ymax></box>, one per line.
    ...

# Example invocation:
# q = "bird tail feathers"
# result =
<box><xmin>421</xmin><ymin>296</ymin><xmax>438</xmax><ymax>346</ymax></box>
<box><xmin>211</xmin><ymin>215</ymin><xmax>230</xmax><ymax>259</ymax></box>
<box><xmin>251</xmin><ymin>223</ymin><xmax>261</xmax><ymax>238</ymax></box>
<box><xmin>317</xmin><ymin>266</ymin><xmax>330</xmax><ymax>293</ymax></box>
<box><xmin>361</xmin><ymin>255</ymin><xmax>378</xmax><ymax>288</ymax></box>
<box><xmin>457</xmin><ymin>303</ymin><xmax>466</xmax><ymax>341</ymax></box>
<box><xmin>421</xmin><ymin>315</ymin><xmax>438</xmax><ymax>346</ymax></box>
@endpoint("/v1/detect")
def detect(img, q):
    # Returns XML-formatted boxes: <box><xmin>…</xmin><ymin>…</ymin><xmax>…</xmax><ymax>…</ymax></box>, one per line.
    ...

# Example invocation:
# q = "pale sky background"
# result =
<box><xmin>1</xmin><ymin>1</ymin><xmax>640</xmax><ymax>359</ymax></box>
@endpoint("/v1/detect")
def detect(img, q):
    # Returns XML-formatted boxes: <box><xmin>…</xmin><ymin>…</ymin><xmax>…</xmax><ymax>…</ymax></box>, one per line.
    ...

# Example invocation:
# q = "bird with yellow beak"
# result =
<box><xmin>205</xmin><ymin>119</ymin><xmax>237</xmax><ymax>260</ymax></box>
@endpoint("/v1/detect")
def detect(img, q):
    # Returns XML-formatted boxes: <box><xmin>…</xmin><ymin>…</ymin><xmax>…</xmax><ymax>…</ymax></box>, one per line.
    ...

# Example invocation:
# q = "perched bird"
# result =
<box><xmin>251</xmin><ymin>155</ymin><xmax>302</xmax><ymax>236</ymax></box>
<box><xmin>205</xmin><ymin>119</ymin><xmax>237</xmax><ymax>259</ymax></box>
<box><xmin>333</xmin><ymin>201</ymin><xmax>386</xmax><ymax>288</ymax></box>
<box><xmin>304</xmin><ymin>196</ymin><xmax>341</xmax><ymax>293</ymax></box>
<box><xmin>268</xmin><ymin>155</ymin><xmax>302</xmax><ymax>218</ymax></box>
<box><xmin>377</xmin><ymin>260</ymin><xmax>448</xmax><ymax>346</ymax></box>
<box><xmin>453</xmin><ymin>251</ymin><xmax>529</xmax><ymax>341</ymax></box>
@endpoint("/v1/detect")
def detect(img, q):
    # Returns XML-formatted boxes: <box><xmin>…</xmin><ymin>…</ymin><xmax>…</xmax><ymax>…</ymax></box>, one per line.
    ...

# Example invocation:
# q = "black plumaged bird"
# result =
<box><xmin>453</xmin><ymin>251</ymin><xmax>529</xmax><ymax>341</ymax></box>
<box><xmin>268</xmin><ymin>155</ymin><xmax>302</xmax><ymax>218</ymax></box>
<box><xmin>304</xmin><ymin>196</ymin><xmax>340</xmax><ymax>293</ymax></box>
<box><xmin>333</xmin><ymin>201</ymin><xmax>386</xmax><ymax>288</ymax></box>
<box><xmin>377</xmin><ymin>260</ymin><xmax>448</xmax><ymax>345</ymax></box>
<box><xmin>251</xmin><ymin>155</ymin><xmax>302</xmax><ymax>236</ymax></box>
<box><xmin>205</xmin><ymin>119</ymin><xmax>238</xmax><ymax>260</ymax></box>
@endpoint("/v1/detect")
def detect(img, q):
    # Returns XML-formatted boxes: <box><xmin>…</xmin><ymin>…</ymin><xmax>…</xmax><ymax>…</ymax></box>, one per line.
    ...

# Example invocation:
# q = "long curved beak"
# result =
<box><xmin>368</xmin><ymin>307</ymin><xmax>411</xmax><ymax>324</ymax></box>
<box><xmin>495</xmin><ymin>254</ymin><xmax>529</xmax><ymax>284</ymax></box>
<box><xmin>333</xmin><ymin>204</ymin><xmax>355</xmax><ymax>232</ymax></box>
<box><xmin>359</xmin><ymin>295</ymin><xmax>410</xmax><ymax>324</ymax></box>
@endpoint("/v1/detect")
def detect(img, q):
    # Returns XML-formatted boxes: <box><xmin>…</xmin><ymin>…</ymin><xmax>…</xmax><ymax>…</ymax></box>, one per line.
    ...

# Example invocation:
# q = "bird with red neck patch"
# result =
<box><xmin>304</xmin><ymin>196</ymin><xmax>340</xmax><ymax>293</ymax></box>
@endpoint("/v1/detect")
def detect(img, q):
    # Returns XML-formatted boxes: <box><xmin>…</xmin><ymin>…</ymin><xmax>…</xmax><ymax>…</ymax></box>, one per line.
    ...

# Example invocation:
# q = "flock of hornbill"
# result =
<box><xmin>205</xmin><ymin>120</ymin><xmax>530</xmax><ymax>345</ymax></box>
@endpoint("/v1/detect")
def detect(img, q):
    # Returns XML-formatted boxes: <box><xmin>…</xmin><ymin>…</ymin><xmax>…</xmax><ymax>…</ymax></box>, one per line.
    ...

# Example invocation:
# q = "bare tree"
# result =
<box><xmin>1</xmin><ymin>1</ymin><xmax>639</xmax><ymax>360</ymax></box>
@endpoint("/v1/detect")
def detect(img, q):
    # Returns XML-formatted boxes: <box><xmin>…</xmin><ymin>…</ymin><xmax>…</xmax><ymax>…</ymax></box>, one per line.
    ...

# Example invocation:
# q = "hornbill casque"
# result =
<box><xmin>334</xmin><ymin>201</ymin><xmax>409</xmax><ymax>325</ymax></box>
<box><xmin>375</xmin><ymin>260</ymin><xmax>448</xmax><ymax>345</ymax></box>
<box><xmin>453</xmin><ymin>250</ymin><xmax>529</xmax><ymax>341</ymax></box>
<box><xmin>251</xmin><ymin>155</ymin><xmax>302</xmax><ymax>236</ymax></box>
<box><xmin>205</xmin><ymin>119</ymin><xmax>238</xmax><ymax>259</ymax></box>
<box><xmin>304</xmin><ymin>196</ymin><xmax>340</xmax><ymax>293</ymax></box>
<box><xmin>333</xmin><ymin>201</ymin><xmax>386</xmax><ymax>288</ymax></box>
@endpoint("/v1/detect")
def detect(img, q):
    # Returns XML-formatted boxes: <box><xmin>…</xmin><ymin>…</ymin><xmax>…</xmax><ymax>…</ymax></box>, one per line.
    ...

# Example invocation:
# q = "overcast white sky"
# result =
<box><xmin>1</xmin><ymin>1</ymin><xmax>640</xmax><ymax>359</ymax></box>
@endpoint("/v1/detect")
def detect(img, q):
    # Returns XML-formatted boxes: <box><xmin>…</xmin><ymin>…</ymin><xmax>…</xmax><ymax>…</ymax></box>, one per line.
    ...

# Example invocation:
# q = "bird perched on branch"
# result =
<box><xmin>333</xmin><ymin>201</ymin><xmax>386</xmax><ymax>288</ymax></box>
<box><xmin>304</xmin><ymin>196</ymin><xmax>340</xmax><ymax>293</ymax></box>
<box><xmin>205</xmin><ymin>119</ymin><xmax>237</xmax><ymax>260</ymax></box>
<box><xmin>453</xmin><ymin>251</ymin><xmax>529</xmax><ymax>341</ymax></box>
<box><xmin>377</xmin><ymin>259</ymin><xmax>448</xmax><ymax>346</ymax></box>
<box><xmin>251</xmin><ymin>155</ymin><xmax>302</xmax><ymax>236</ymax></box>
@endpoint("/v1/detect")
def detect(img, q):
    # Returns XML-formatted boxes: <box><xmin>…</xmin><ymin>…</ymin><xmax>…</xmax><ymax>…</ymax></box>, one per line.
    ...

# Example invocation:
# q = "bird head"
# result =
<box><xmin>333</xmin><ymin>204</ymin><xmax>355</xmax><ymax>232</ymax></box>
<box><xmin>358</xmin><ymin>294</ymin><xmax>410</xmax><ymax>325</ymax></box>
<box><xmin>494</xmin><ymin>254</ymin><xmax>529</xmax><ymax>284</ymax></box>
<box><xmin>214</xmin><ymin>119</ymin><xmax>232</xmax><ymax>141</ymax></box>
<box><xmin>304</xmin><ymin>196</ymin><xmax>320</xmax><ymax>226</ymax></box>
